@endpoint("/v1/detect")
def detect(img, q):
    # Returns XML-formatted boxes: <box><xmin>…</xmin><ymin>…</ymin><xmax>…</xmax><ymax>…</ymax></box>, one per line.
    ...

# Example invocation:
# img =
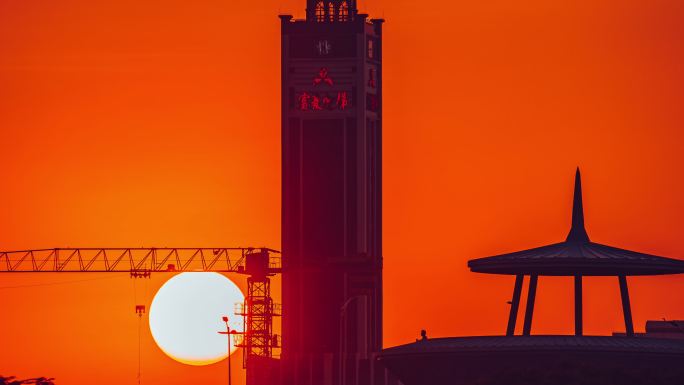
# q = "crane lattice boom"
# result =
<box><xmin>0</xmin><ymin>247</ymin><xmax>280</xmax><ymax>273</ymax></box>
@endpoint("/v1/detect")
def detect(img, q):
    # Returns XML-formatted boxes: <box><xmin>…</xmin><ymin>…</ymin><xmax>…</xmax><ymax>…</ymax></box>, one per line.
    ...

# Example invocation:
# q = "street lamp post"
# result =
<box><xmin>219</xmin><ymin>316</ymin><xmax>233</xmax><ymax>385</ymax></box>
<box><xmin>338</xmin><ymin>295</ymin><xmax>366</xmax><ymax>385</ymax></box>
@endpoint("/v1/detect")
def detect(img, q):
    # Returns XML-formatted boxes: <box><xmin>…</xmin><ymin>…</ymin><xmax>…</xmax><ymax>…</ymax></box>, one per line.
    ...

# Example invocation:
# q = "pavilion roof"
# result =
<box><xmin>468</xmin><ymin>169</ymin><xmax>684</xmax><ymax>276</ymax></box>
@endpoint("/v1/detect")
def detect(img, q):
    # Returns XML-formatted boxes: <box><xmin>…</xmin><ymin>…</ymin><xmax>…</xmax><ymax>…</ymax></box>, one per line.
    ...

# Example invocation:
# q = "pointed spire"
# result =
<box><xmin>566</xmin><ymin>167</ymin><xmax>590</xmax><ymax>243</ymax></box>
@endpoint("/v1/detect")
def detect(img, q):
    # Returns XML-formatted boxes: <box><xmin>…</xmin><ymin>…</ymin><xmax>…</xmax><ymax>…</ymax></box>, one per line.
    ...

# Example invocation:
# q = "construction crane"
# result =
<box><xmin>0</xmin><ymin>247</ymin><xmax>282</xmax><ymax>374</ymax></box>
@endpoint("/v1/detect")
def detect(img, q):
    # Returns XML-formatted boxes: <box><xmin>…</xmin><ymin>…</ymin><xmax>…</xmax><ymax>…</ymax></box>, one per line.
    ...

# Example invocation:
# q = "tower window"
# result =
<box><xmin>339</xmin><ymin>1</ymin><xmax>349</xmax><ymax>21</ymax></box>
<box><xmin>329</xmin><ymin>2</ymin><xmax>335</xmax><ymax>22</ymax></box>
<box><xmin>367</xmin><ymin>39</ymin><xmax>374</xmax><ymax>59</ymax></box>
<box><xmin>315</xmin><ymin>1</ymin><xmax>325</xmax><ymax>22</ymax></box>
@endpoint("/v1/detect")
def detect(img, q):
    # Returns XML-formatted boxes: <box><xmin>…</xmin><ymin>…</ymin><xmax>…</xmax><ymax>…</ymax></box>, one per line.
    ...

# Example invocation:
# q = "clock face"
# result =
<box><xmin>316</xmin><ymin>39</ymin><xmax>332</xmax><ymax>56</ymax></box>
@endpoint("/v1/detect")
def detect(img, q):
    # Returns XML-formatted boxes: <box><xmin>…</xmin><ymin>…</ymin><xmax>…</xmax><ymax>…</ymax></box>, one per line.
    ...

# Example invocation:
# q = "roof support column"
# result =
<box><xmin>506</xmin><ymin>274</ymin><xmax>524</xmax><ymax>336</ymax></box>
<box><xmin>522</xmin><ymin>274</ymin><xmax>538</xmax><ymax>336</ymax></box>
<box><xmin>618</xmin><ymin>275</ymin><xmax>634</xmax><ymax>336</ymax></box>
<box><xmin>574</xmin><ymin>275</ymin><xmax>583</xmax><ymax>336</ymax></box>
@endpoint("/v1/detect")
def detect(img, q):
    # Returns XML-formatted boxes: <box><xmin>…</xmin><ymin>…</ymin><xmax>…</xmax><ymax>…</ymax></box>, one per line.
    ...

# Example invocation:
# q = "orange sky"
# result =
<box><xmin>1</xmin><ymin>0</ymin><xmax>684</xmax><ymax>384</ymax></box>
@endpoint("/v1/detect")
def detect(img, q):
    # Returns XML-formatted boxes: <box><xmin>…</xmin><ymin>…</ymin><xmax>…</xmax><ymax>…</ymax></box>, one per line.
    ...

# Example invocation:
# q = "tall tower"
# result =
<box><xmin>280</xmin><ymin>1</ymin><xmax>384</xmax><ymax>384</ymax></box>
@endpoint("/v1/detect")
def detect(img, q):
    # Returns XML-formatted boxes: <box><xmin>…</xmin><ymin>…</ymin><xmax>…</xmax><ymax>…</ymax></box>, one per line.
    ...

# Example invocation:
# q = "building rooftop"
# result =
<box><xmin>379</xmin><ymin>335</ymin><xmax>684</xmax><ymax>385</ymax></box>
<box><xmin>381</xmin><ymin>335</ymin><xmax>684</xmax><ymax>356</ymax></box>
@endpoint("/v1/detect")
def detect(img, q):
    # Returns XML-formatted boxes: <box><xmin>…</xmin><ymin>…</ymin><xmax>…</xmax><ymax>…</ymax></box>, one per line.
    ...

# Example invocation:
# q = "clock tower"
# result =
<box><xmin>280</xmin><ymin>1</ymin><xmax>385</xmax><ymax>384</ymax></box>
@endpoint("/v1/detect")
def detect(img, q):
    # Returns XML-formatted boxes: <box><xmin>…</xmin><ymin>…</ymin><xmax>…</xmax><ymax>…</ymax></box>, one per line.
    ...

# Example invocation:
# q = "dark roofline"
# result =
<box><xmin>379</xmin><ymin>335</ymin><xmax>684</xmax><ymax>356</ymax></box>
<box><xmin>467</xmin><ymin>169</ymin><xmax>684</xmax><ymax>276</ymax></box>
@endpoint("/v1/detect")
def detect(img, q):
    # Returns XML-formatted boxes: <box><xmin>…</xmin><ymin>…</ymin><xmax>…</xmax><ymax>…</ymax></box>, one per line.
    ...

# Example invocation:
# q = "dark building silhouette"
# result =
<box><xmin>641</xmin><ymin>320</ymin><xmax>684</xmax><ymax>339</ymax></box>
<box><xmin>280</xmin><ymin>1</ymin><xmax>388</xmax><ymax>384</ymax></box>
<box><xmin>469</xmin><ymin>168</ymin><xmax>684</xmax><ymax>338</ymax></box>
<box><xmin>378</xmin><ymin>170</ymin><xmax>684</xmax><ymax>385</ymax></box>
<box><xmin>614</xmin><ymin>319</ymin><xmax>684</xmax><ymax>339</ymax></box>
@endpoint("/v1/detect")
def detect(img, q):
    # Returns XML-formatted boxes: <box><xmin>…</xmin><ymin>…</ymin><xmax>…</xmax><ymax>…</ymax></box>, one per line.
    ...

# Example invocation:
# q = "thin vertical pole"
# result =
<box><xmin>618</xmin><ymin>275</ymin><xmax>635</xmax><ymax>337</ymax></box>
<box><xmin>220</xmin><ymin>319</ymin><xmax>232</xmax><ymax>385</ymax></box>
<box><xmin>522</xmin><ymin>275</ymin><xmax>538</xmax><ymax>336</ymax></box>
<box><xmin>228</xmin><ymin>324</ymin><xmax>232</xmax><ymax>385</ymax></box>
<box><xmin>506</xmin><ymin>275</ymin><xmax>524</xmax><ymax>336</ymax></box>
<box><xmin>574</xmin><ymin>275</ymin><xmax>583</xmax><ymax>336</ymax></box>
<box><xmin>339</xmin><ymin>313</ymin><xmax>344</xmax><ymax>385</ymax></box>
<box><xmin>138</xmin><ymin>313</ymin><xmax>142</xmax><ymax>385</ymax></box>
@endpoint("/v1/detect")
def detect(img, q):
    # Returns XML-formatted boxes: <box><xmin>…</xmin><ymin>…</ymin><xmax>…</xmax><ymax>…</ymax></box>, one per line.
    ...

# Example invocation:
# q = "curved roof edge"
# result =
<box><xmin>467</xmin><ymin>169</ymin><xmax>684</xmax><ymax>276</ymax></box>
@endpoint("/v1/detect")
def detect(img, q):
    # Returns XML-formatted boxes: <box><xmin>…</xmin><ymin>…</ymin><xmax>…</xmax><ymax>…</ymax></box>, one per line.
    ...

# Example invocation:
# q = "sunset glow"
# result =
<box><xmin>2</xmin><ymin>0</ymin><xmax>684</xmax><ymax>384</ymax></box>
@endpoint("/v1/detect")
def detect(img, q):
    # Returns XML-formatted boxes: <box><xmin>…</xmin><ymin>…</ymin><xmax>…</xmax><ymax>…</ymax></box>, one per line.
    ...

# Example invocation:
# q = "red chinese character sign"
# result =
<box><xmin>295</xmin><ymin>68</ymin><xmax>352</xmax><ymax>112</ymax></box>
<box><xmin>298</xmin><ymin>92</ymin><xmax>311</xmax><ymax>111</ymax></box>
<box><xmin>296</xmin><ymin>91</ymin><xmax>351</xmax><ymax>111</ymax></box>
<box><xmin>336</xmin><ymin>91</ymin><xmax>349</xmax><ymax>110</ymax></box>
<box><xmin>311</xmin><ymin>95</ymin><xmax>323</xmax><ymax>110</ymax></box>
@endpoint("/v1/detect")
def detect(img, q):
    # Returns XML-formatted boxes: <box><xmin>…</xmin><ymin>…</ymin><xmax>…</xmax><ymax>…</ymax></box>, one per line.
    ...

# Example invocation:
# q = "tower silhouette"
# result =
<box><xmin>280</xmin><ymin>1</ymin><xmax>385</xmax><ymax>384</ymax></box>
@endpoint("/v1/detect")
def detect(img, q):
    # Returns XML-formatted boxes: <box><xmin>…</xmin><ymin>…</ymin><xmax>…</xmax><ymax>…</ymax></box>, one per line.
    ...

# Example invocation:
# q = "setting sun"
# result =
<box><xmin>149</xmin><ymin>272</ymin><xmax>244</xmax><ymax>366</ymax></box>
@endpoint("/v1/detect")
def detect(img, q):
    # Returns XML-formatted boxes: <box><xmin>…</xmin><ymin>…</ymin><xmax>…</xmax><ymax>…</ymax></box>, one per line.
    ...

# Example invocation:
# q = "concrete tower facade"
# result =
<box><xmin>280</xmin><ymin>1</ymin><xmax>384</xmax><ymax>384</ymax></box>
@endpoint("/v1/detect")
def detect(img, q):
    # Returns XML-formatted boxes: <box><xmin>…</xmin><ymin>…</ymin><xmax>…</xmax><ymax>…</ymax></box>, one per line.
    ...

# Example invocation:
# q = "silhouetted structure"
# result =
<box><xmin>280</xmin><ymin>1</ymin><xmax>387</xmax><ymax>384</ymax></box>
<box><xmin>469</xmin><ymin>168</ymin><xmax>684</xmax><ymax>337</ymax></box>
<box><xmin>235</xmin><ymin>249</ymin><xmax>281</xmax><ymax>373</ymax></box>
<box><xmin>380</xmin><ymin>335</ymin><xmax>684</xmax><ymax>385</ymax></box>
<box><xmin>378</xmin><ymin>170</ymin><xmax>684</xmax><ymax>385</ymax></box>
<box><xmin>615</xmin><ymin>319</ymin><xmax>684</xmax><ymax>339</ymax></box>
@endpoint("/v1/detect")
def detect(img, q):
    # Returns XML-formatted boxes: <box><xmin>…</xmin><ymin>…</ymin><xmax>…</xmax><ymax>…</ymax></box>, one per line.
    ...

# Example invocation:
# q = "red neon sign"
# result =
<box><xmin>298</xmin><ymin>92</ymin><xmax>312</xmax><ymax>111</ymax></box>
<box><xmin>296</xmin><ymin>91</ymin><xmax>351</xmax><ymax>111</ymax></box>
<box><xmin>313</xmin><ymin>67</ymin><xmax>334</xmax><ymax>86</ymax></box>
<box><xmin>336</xmin><ymin>91</ymin><xmax>349</xmax><ymax>110</ymax></box>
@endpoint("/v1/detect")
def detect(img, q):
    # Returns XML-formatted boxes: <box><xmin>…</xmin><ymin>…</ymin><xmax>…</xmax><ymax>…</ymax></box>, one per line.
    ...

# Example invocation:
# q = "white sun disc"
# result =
<box><xmin>149</xmin><ymin>272</ymin><xmax>244</xmax><ymax>365</ymax></box>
